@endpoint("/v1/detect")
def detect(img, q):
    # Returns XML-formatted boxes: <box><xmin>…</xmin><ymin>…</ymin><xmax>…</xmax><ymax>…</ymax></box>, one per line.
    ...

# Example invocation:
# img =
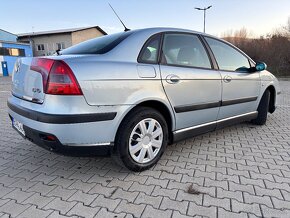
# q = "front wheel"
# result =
<box><xmin>251</xmin><ymin>90</ymin><xmax>270</xmax><ymax>125</ymax></box>
<box><xmin>112</xmin><ymin>107</ymin><xmax>168</xmax><ymax>171</ymax></box>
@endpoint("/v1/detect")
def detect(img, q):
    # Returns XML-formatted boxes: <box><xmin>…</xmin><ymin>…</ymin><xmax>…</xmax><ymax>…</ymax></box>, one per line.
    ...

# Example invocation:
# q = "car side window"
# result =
<box><xmin>138</xmin><ymin>34</ymin><xmax>161</xmax><ymax>64</ymax></box>
<box><xmin>161</xmin><ymin>33</ymin><xmax>211</xmax><ymax>69</ymax></box>
<box><xmin>205</xmin><ymin>37</ymin><xmax>250</xmax><ymax>72</ymax></box>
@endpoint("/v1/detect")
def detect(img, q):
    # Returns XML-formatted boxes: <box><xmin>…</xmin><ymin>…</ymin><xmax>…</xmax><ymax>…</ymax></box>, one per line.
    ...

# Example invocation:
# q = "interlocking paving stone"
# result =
<box><xmin>1</xmin><ymin>76</ymin><xmax>290</xmax><ymax>217</ymax></box>
<box><xmin>243</xmin><ymin>192</ymin><xmax>273</xmax><ymax>208</ymax></box>
<box><xmin>18</xmin><ymin>205</ymin><xmax>53</xmax><ymax>218</ymax></box>
<box><xmin>67</xmin><ymin>190</ymin><xmax>98</xmax><ymax>206</ymax></box>
<box><xmin>91</xmin><ymin>194</ymin><xmax>121</xmax><ymax>211</ymax></box>
<box><xmin>115</xmin><ymin>200</ymin><xmax>146</xmax><ymax>217</ymax></box>
<box><xmin>110</xmin><ymin>188</ymin><xmax>139</xmax><ymax>202</ymax></box>
<box><xmin>151</xmin><ymin>186</ymin><xmax>178</xmax><ymax>200</ymax></box>
<box><xmin>187</xmin><ymin>202</ymin><xmax>217</xmax><ymax>217</ymax></box>
<box><xmin>0</xmin><ymin>184</ymin><xmax>14</xmax><ymax>198</ymax></box>
<box><xmin>260</xmin><ymin>205</ymin><xmax>290</xmax><ymax>218</ymax></box>
<box><xmin>2</xmin><ymin>188</ymin><xmax>34</xmax><ymax>203</ymax></box>
<box><xmin>0</xmin><ymin>200</ymin><xmax>30</xmax><ymax>217</ymax></box>
<box><xmin>66</xmin><ymin>202</ymin><xmax>100</xmax><ymax>218</ymax></box>
<box><xmin>22</xmin><ymin>193</ymin><xmax>55</xmax><ymax>209</ymax></box>
<box><xmin>26</xmin><ymin>182</ymin><xmax>57</xmax><ymax>195</ymax></box>
<box><xmin>142</xmin><ymin>205</ymin><xmax>173</xmax><ymax>218</ymax></box>
<box><xmin>43</xmin><ymin>198</ymin><xmax>77</xmax><ymax>214</ymax></box>
<box><xmin>160</xmin><ymin>196</ymin><xmax>189</xmax><ymax>214</ymax></box>
<box><xmin>47</xmin><ymin>211</ymin><xmax>78</xmax><ymax>218</ymax></box>
<box><xmin>203</xmin><ymin>194</ymin><xmax>231</xmax><ymax>211</ymax></box>
<box><xmin>231</xmin><ymin>199</ymin><xmax>262</xmax><ymax>217</ymax></box>
<box><xmin>218</xmin><ymin>208</ymin><xmax>248</xmax><ymax>218</ymax></box>
<box><xmin>129</xmin><ymin>181</ymin><xmax>154</xmax><ymax>195</ymax></box>
<box><xmin>134</xmin><ymin>192</ymin><xmax>163</xmax><ymax>209</ymax></box>
<box><xmin>94</xmin><ymin>208</ymin><xmax>126</xmax><ymax>218</ymax></box>
<box><xmin>46</xmin><ymin>186</ymin><xmax>77</xmax><ymax>200</ymax></box>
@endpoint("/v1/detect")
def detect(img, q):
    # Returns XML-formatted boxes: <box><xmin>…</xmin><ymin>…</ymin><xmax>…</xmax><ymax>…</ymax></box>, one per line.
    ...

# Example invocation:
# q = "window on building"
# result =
<box><xmin>0</xmin><ymin>47</ymin><xmax>9</xmax><ymax>56</ymax></box>
<box><xmin>37</xmin><ymin>44</ymin><xmax>45</xmax><ymax>51</ymax></box>
<box><xmin>0</xmin><ymin>47</ymin><xmax>26</xmax><ymax>57</ymax></box>
<box><xmin>56</xmin><ymin>42</ymin><xmax>65</xmax><ymax>50</ymax></box>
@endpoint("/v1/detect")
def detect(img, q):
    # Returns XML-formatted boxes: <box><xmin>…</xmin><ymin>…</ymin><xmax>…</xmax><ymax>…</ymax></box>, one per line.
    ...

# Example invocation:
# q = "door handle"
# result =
<box><xmin>166</xmin><ymin>75</ymin><xmax>180</xmax><ymax>84</ymax></box>
<box><xmin>223</xmin><ymin>75</ymin><xmax>232</xmax><ymax>83</ymax></box>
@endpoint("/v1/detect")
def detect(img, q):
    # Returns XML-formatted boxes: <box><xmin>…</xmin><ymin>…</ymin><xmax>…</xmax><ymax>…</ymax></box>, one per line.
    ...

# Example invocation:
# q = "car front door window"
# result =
<box><xmin>205</xmin><ymin>37</ymin><xmax>250</xmax><ymax>72</ymax></box>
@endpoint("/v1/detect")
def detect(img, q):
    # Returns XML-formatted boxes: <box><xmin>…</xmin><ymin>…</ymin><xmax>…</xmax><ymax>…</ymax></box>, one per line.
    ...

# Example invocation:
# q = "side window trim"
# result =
<box><xmin>160</xmin><ymin>32</ymin><xmax>214</xmax><ymax>70</ymax></box>
<box><xmin>199</xmin><ymin>35</ymin><xmax>219</xmax><ymax>70</ymax></box>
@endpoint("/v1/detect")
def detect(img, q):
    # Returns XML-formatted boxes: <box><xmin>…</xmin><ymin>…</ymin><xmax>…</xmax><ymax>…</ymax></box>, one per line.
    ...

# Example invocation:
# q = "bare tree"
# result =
<box><xmin>221</xmin><ymin>18</ymin><xmax>290</xmax><ymax>77</ymax></box>
<box><xmin>287</xmin><ymin>16</ymin><xmax>290</xmax><ymax>33</ymax></box>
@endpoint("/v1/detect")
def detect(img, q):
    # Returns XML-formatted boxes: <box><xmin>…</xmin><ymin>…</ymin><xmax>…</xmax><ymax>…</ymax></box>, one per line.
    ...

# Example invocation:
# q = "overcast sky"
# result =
<box><xmin>1</xmin><ymin>0</ymin><xmax>289</xmax><ymax>37</ymax></box>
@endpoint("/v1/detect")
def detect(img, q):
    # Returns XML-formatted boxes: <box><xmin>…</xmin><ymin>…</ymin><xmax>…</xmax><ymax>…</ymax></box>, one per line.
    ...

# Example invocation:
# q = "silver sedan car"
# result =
<box><xmin>8</xmin><ymin>28</ymin><xmax>281</xmax><ymax>171</ymax></box>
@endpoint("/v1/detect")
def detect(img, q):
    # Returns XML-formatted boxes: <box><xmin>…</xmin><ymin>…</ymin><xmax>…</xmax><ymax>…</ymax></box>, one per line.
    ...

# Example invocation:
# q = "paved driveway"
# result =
<box><xmin>0</xmin><ymin>76</ymin><xmax>289</xmax><ymax>218</ymax></box>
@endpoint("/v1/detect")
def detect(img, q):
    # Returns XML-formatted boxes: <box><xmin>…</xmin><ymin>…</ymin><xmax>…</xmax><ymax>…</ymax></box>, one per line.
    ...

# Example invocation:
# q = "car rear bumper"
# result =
<box><xmin>7</xmin><ymin>100</ymin><xmax>117</xmax><ymax>124</ymax></box>
<box><xmin>9</xmin><ymin>115</ymin><xmax>112</xmax><ymax>155</ymax></box>
<box><xmin>7</xmin><ymin>96</ymin><xmax>132</xmax><ymax>147</ymax></box>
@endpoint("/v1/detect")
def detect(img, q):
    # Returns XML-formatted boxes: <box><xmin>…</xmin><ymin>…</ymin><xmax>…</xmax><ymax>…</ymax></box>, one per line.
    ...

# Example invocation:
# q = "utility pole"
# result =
<box><xmin>195</xmin><ymin>6</ymin><xmax>212</xmax><ymax>33</ymax></box>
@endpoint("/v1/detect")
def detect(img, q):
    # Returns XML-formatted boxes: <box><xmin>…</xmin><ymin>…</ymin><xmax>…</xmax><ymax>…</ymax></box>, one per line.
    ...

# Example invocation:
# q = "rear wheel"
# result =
<box><xmin>251</xmin><ymin>90</ymin><xmax>270</xmax><ymax>125</ymax></box>
<box><xmin>112</xmin><ymin>107</ymin><xmax>168</xmax><ymax>171</ymax></box>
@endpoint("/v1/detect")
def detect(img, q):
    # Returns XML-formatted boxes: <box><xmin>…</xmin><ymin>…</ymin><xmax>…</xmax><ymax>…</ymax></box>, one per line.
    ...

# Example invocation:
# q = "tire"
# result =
<box><xmin>112</xmin><ymin>106</ymin><xmax>168</xmax><ymax>171</ymax></box>
<box><xmin>251</xmin><ymin>90</ymin><xmax>270</xmax><ymax>125</ymax></box>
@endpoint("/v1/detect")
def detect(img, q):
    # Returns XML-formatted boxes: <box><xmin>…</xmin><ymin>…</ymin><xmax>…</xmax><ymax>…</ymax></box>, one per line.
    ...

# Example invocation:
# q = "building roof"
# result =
<box><xmin>18</xmin><ymin>26</ymin><xmax>107</xmax><ymax>37</ymax></box>
<box><xmin>0</xmin><ymin>29</ymin><xmax>17</xmax><ymax>36</ymax></box>
<box><xmin>0</xmin><ymin>40</ymin><xmax>31</xmax><ymax>46</ymax></box>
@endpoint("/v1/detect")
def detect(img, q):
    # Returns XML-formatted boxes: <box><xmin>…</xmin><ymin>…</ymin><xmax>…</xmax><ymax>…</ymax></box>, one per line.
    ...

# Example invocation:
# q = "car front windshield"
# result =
<box><xmin>60</xmin><ymin>31</ymin><xmax>132</xmax><ymax>55</ymax></box>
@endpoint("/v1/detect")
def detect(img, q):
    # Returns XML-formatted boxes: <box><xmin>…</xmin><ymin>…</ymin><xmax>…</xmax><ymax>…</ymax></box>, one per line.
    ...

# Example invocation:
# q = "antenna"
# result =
<box><xmin>108</xmin><ymin>3</ymin><xmax>130</xmax><ymax>32</ymax></box>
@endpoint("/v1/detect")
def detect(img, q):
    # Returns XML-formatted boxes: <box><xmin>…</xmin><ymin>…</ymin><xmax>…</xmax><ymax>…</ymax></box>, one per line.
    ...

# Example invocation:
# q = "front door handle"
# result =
<box><xmin>223</xmin><ymin>75</ymin><xmax>232</xmax><ymax>83</ymax></box>
<box><xmin>166</xmin><ymin>75</ymin><xmax>180</xmax><ymax>84</ymax></box>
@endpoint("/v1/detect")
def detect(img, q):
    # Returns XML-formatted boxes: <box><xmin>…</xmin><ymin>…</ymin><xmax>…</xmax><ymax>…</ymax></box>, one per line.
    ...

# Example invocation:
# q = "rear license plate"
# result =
<box><xmin>12</xmin><ymin>118</ymin><xmax>25</xmax><ymax>137</ymax></box>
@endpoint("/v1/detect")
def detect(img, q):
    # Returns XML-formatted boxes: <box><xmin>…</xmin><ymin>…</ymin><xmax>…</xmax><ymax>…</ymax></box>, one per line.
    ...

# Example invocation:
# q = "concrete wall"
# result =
<box><xmin>0</xmin><ymin>30</ymin><xmax>17</xmax><ymax>42</ymax></box>
<box><xmin>72</xmin><ymin>28</ymin><xmax>104</xmax><ymax>45</ymax></box>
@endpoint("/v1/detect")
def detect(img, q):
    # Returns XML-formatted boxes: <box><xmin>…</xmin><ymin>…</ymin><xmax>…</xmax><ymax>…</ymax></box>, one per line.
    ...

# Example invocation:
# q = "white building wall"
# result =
<box><xmin>32</xmin><ymin>33</ymin><xmax>72</xmax><ymax>56</ymax></box>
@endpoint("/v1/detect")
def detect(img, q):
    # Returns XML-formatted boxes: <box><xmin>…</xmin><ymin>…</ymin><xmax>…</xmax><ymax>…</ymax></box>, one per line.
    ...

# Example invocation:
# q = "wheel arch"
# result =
<box><xmin>266</xmin><ymin>85</ymin><xmax>276</xmax><ymax>113</ymax></box>
<box><xmin>115</xmin><ymin>100</ymin><xmax>175</xmax><ymax>145</ymax></box>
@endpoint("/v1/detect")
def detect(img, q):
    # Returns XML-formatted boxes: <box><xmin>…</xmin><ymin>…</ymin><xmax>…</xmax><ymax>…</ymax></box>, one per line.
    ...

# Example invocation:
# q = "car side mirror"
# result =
<box><xmin>255</xmin><ymin>62</ymin><xmax>267</xmax><ymax>71</ymax></box>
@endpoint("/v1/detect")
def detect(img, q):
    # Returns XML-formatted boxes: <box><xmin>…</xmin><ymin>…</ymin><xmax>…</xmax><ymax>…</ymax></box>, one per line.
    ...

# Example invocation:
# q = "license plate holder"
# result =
<box><xmin>12</xmin><ymin>118</ymin><xmax>26</xmax><ymax>137</ymax></box>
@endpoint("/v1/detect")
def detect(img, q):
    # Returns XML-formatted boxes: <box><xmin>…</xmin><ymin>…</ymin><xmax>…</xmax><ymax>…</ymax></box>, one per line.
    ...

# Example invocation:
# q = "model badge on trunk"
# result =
<box><xmin>32</xmin><ymin>88</ymin><xmax>41</xmax><ymax>93</ymax></box>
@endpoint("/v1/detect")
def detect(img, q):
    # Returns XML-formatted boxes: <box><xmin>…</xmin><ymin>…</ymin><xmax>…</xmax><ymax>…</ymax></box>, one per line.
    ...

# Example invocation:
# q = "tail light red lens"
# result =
<box><xmin>30</xmin><ymin>58</ymin><xmax>83</xmax><ymax>95</ymax></box>
<box><xmin>30</xmin><ymin>58</ymin><xmax>54</xmax><ymax>89</ymax></box>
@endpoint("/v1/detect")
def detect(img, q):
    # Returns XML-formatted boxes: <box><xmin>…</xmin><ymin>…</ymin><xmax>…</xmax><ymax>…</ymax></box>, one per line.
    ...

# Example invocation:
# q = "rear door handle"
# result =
<box><xmin>223</xmin><ymin>75</ymin><xmax>232</xmax><ymax>83</ymax></box>
<box><xmin>166</xmin><ymin>75</ymin><xmax>180</xmax><ymax>84</ymax></box>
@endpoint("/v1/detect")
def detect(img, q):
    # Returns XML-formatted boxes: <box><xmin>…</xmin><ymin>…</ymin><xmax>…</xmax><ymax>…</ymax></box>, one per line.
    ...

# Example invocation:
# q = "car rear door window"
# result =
<box><xmin>205</xmin><ymin>37</ymin><xmax>250</xmax><ymax>72</ymax></box>
<box><xmin>161</xmin><ymin>33</ymin><xmax>212</xmax><ymax>69</ymax></box>
<box><xmin>138</xmin><ymin>34</ymin><xmax>161</xmax><ymax>64</ymax></box>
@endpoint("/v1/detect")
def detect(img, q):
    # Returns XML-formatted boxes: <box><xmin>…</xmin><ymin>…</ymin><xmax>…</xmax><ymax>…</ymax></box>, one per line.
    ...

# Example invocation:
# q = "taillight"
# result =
<box><xmin>30</xmin><ymin>58</ymin><xmax>82</xmax><ymax>95</ymax></box>
<box><xmin>30</xmin><ymin>58</ymin><xmax>54</xmax><ymax>89</ymax></box>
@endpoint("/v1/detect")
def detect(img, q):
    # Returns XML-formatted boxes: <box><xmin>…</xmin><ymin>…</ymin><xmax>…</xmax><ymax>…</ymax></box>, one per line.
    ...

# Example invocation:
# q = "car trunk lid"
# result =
<box><xmin>12</xmin><ymin>57</ymin><xmax>83</xmax><ymax>104</ymax></box>
<box><xmin>12</xmin><ymin>57</ymin><xmax>46</xmax><ymax>104</ymax></box>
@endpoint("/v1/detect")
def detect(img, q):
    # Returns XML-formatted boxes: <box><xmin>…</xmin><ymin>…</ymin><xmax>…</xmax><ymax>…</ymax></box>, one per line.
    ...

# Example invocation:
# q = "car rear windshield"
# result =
<box><xmin>60</xmin><ymin>31</ymin><xmax>132</xmax><ymax>55</ymax></box>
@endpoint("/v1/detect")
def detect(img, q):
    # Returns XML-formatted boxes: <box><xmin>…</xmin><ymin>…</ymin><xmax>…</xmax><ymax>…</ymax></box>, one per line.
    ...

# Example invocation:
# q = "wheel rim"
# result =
<box><xmin>129</xmin><ymin>118</ymin><xmax>163</xmax><ymax>164</ymax></box>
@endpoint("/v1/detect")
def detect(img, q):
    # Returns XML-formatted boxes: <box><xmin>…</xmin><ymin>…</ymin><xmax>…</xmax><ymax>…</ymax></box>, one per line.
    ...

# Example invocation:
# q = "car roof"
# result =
<box><xmin>129</xmin><ymin>27</ymin><xmax>206</xmax><ymax>36</ymax></box>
